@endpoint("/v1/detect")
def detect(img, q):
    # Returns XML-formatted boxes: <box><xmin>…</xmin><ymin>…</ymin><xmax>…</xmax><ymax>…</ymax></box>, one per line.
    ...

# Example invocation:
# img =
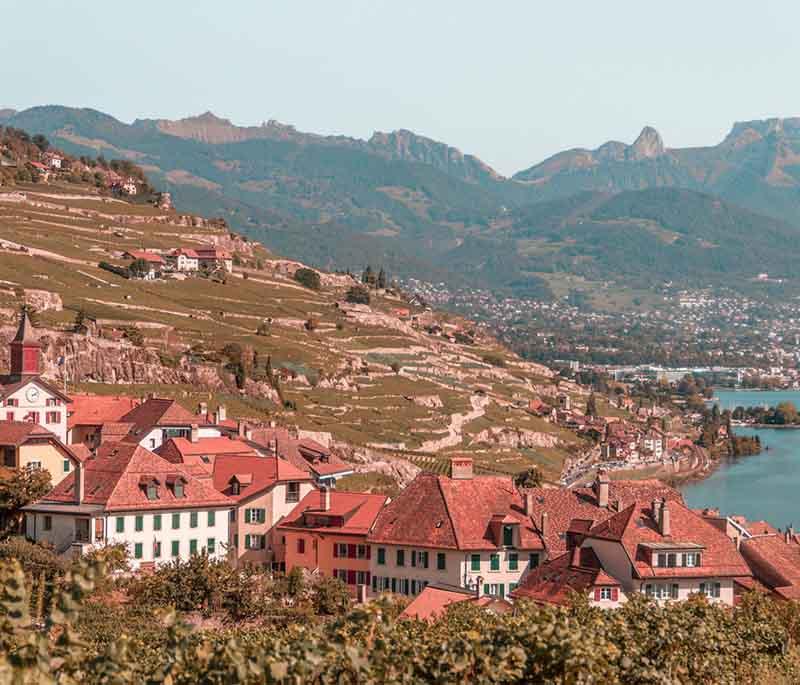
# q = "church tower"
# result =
<box><xmin>9</xmin><ymin>309</ymin><xmax>41</xmax><ymax>379</ymax></box>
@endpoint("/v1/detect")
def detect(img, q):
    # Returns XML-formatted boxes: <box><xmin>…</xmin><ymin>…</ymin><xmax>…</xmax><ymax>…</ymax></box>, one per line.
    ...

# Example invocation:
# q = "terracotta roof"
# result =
<box><xmin>120</xmin><ymin>398</ymin><xmax>198</xmax><ymax>434</ymax></box>
<box><xmin>586</xmin><ymin>499</ymin><xmax>751</xmax><ymax>579</ymax></box>
<box><xmin>172</xmin><ymin>248</ymin><xmax>199</xmax><ymax>258</ymax></box>
<box><xmin>522</xmin><ymin>479</ymin><xmax>682</xmax><ymax>555</ymax></box>
<box><xmin>277</xmin><ymin>490</ymin><xmax>388</xmax><ymax>535</ymax></box>
<box><xmin>67</xmin><ymin>394</ymin><xmax>139</xmax><ymax>428</ymax></box>
<box><xmin>400</xmin><ymin>584</ymin><xmax>512</xmax><ymax>621</ymax></box>
<box><xmin>124</xmin><ymin>251</ymin><xmax>164</xmax><ymax>264</ymax></box>
<box><xmin>0</xmin><ymin>420</ymin><xmax>54</xmax><ymax>445</ymax></box>
<box><xmin>211</xmin><ymin>455</ymin><xmax>312</xmax><ymax>501</ymax></box>
<box><xmin>99</xmin><ymin>422</ymin><xmax>135</xmax><ymax>442</ymax></box>
<box><xmin>368</xmin><ymin>473</ymin><xmax>543</xmax><ymax>551</ymax></box>
<box><xmin>248</xmin><ymin>427</ymin><xmax>350</xmax><ymax>478</ymax></box>
<box><xmin>42</xmin><ymin>442</ymin><xmax>231</xmax><ymax>512</ymax></box>
<box><xmin>161</xmin><ymin>436</ymin><xmax>257</xmax><ymax>458</ymax></box>
<box><xmin>740</xmin><ymin>535</ymin><xmax>800</xmax><ymax>599</ymax></box>
<box><xmin>511</xmin><ymin>549</ymin><xmax>617</xmax><ymax>606</ymax></box>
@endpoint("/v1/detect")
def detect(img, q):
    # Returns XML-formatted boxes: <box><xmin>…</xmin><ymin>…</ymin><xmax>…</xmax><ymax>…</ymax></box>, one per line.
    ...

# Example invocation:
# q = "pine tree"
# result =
<box><xmin>377</xmin><ymin>267</ymin><xmax>386</xmax><ymax>289</ymax></box>
<box><xmin>586</xmin><ymin>393</ymin><xmax>598</xmax><ymax>418</ymax></box>
<box><xmin>362</xmin><ymin>265</ymin><xmax>373</xmax><ymax>285</ymax></box>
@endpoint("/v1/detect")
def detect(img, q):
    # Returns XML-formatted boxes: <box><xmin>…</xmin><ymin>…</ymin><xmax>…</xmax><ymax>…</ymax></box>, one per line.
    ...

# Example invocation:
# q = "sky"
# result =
<box><xmin>3</xmin><ymin>0</ymin><xmax>800</xmax><ymax>176</ymax></box>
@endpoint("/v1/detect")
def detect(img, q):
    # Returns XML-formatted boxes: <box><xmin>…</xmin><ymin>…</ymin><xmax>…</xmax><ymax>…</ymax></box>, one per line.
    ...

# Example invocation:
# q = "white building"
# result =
<box><xmin>120</xmin><ymin>397</ymin><xmax>222</xmax><ymax>451</ymax></box>
<box><xmin>0</xmin><ymin>310</ymin><xmax>70</xmax><ymax>443</ymax></box>
<box><xmin>24</xmin><ymin>441</ymin><xmax>232</xmax><ymax>568</ymax></box>
<box><xmin>167</xmin><ymin>248</ymin><xmax>200</xmax><ymax>272</ymax></box>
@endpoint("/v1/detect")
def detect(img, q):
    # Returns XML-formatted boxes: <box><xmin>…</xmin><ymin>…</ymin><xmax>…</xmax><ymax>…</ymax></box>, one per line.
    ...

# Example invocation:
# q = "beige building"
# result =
<box><xmin>0</xmin><ymin>422</ymin><xmax>82</xmax><ymax>486</ymax></box>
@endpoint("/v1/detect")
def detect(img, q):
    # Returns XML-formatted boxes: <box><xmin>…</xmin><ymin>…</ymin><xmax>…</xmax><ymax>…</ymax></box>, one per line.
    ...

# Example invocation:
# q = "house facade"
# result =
<box><xmin>24</xmin><ymin>441</ymin><xmax>232</xmax><ymax>568</ymax></box>
<box><xmin>0</xmin><ymin>422</ymin><xmax>82</xmax><ymax>486</ymax></box>
<box><xmin>167</xmin><ymin>248</ymin><xmax>200</xmax><ymax>272</ymax></box>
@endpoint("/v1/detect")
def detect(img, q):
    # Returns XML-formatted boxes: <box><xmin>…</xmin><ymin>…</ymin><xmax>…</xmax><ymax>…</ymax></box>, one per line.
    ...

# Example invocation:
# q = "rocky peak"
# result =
<box><xmin>626</xmin><ymin>126</ymin><xmax>665</xmax><ymax>160</ymax></box>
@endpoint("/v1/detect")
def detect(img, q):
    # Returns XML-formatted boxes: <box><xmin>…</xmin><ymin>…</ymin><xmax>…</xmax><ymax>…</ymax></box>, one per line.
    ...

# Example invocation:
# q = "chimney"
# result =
<box><xmin>524</xmin><ymin>492</ymin><xmax>534</xmax><ymax>516</ymax></box>
<box><xmin>571</xmin><ymin>545</ymin><xmax>581</xmax><ymax>568</ymax></box>
<box><xmin>596</xmin><ymin>470</ymin><xmax>609</xmax><ymax>508</ymax></box>
<box><xmin>450</xmin><ymin>456</ymin><xmax>473</xmax><ymax>480</ymax></box>
<box><xmin>786</xmin><ymin>526</ymin><xmax>795</xmax><ymax>544</ymax></box>
<box><xmin>357</xmin><ymin>583</ymin><xmax>368</xmax><ymax>604</ymax></box>
<box><xmin>652</xmin><ymin>499</ymin><xmax>662</xmax><ymax>523</ymax></box>
<box><xmin>475</xmin><ymin>575</ymin><xmax>484</xmax><ymax>598</ymax></box>
<box><xmin>190</xmin><ymin>424</ymin><xmax>199</xmax><ymax>443</ymax></box>
<box><xmin>197</xmin><ymin>401</ymin><xmax>208</xmax><ymax>417</ymax></box>
<box><xmin>237</xmin><ymin>420</ymin><xmax>247</xmax><ymax>438</ymax></box>
<box><xmin>540</xmin><ymin>511</ymin><xmax>549</xmax><ymax>538</ymax></box>
<box><xmin>659</xmin><ymin>498</ymin><xmax>671</xmax><ymax>537</ymax></box>
<box><xmin>74</xmin><ymin>462</ymin><xmax>84</xmax><ymax>504</ymax></box>
<box><xmin>321</xmin><ymin>485</ymin><xmax>331</xmax><ymax>511</ymax></box>
<box><xmin>245</xmin><ymin>426</ymin><xmax>252</xmax><ymax>441</ymax></box>
<box><xmin>217</xmin><ymin>405</ymin><xmax>226</xmax><ymax>423</ymax></box>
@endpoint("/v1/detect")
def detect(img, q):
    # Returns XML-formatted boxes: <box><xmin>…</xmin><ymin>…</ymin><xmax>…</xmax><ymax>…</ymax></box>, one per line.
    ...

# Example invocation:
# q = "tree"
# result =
<box><xmin>775</xmin><ymin>401</ymin><xmax>798</xmax><ymax>425</ymax></box>
<box><xmin>377</xmin><ymin>267</ymin><xmax>387</xmax><ymax>289</ymax></box>
<box><xmin>128</xmin><ymin>258</ymin><xmax>150</xmax><ymax>279</ymax></box>
<box><xmin>0</xmin><ymin>469</ymin><xmax>52</xmax><ymax>535</ymax></box>
<box><xmin>294</xmin><ymin>267</ymin><xmax>321</xmax><ymax>291</ymax></box>
<box><xmin>513</xmin><ymin>467</ymin><xmax>543</xmax><ymax>489</ymax></box>
<box><xmin>361</xmin><ymin>265</ymin><xmax>374</xmax><ymax>286</ymax></box>
<box><xmin>586</xmin><ymin>393</ymin><xmax>598</xmax><ymax>418</ymax></box>
<box><xmin>346</xmin><ymin>286</ymin><xmax>370</xmax><ymax>305</ymax></box>
<box><xmin>32</xmin><ymin>134</ymin><xmax>49</xmax><ymax>152</ymax></box>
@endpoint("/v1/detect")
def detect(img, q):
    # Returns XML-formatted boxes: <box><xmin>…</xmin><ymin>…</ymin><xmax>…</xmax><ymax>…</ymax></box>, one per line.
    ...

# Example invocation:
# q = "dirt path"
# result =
<box><xmin>415</xmin><ymin>394</ymin><xmax>490</xmax><ymax>452</ymax></box>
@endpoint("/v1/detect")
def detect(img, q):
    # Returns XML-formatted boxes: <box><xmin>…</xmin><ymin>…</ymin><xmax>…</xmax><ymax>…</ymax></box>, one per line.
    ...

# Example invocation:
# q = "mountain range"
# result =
<box><xmin>4</xmin><ymin>105</ymin><xmax>800</xmax><ymax>299</ymax></box>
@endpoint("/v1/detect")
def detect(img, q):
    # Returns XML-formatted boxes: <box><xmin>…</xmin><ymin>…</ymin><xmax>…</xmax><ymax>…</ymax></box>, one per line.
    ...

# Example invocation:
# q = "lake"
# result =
<box><xmin>680</xmin><ymin>389</ymin><xmax>800</xmax><ymax>526</ymax></box>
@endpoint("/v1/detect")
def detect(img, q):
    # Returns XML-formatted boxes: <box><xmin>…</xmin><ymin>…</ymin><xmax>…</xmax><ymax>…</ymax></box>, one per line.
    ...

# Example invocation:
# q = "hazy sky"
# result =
<box><xmin>4</xmin><ymin>1</ymin><xmax>800</xmax><ymax>175</ymax></box>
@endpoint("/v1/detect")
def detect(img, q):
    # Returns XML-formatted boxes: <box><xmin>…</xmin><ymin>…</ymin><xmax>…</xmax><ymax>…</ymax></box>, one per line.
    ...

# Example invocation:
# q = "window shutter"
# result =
<box><xmin>714</xmin><ymin>582</ymin><xmax>721</xmax><ymax>598</ymax></box>
<box><xmin>366</xmin><ymin>545</ymin><xmax>371</xmax><ymax>560</ymax></box>
<box><xmin>244</xmin><ymin>534</ymin><xmax>251</xmax><ymax>549</ymax></box>
<box><xmin>612</xmin><ymin>588</ymin><xmax>619</xmax><ymax>601</ymax></box>
<box><xmin>699</xmin><ymin>583</ymin><xmax>706</xmax><ymax>595</ymax></box>
<box><xmin>594</xmin><ymin>588</ymin><xmax>601</xmax><ymax>601</ymax></box>
<box><xmin>244</xmin><ymin>509</ymin><xmax>251</xmax><ymax>524</ymax></box>
<box><xmin>347</xmin><ymin>570</ymin><xmax>356</xmax><ymax>585</ymax></box>
<box><xmin>348</xmin><ymin>544</ymin><xmax>356</xmax><ymax>558</ymax></box>
<box><xmin>483</xmin><ymin>583</ymin><xmax>490</xmax><ymax>596</ymax></box>
<box><xmin>333</xmin><ymin>543</ymin><xmax>339</xmax><ymax>557</ymax></box>
<box><xmin>365</xmin><ymin>572</ymin><xmax>371</xmax><ymax>584</ymax></box>
<box><xmin>671</xmin><ymin>584</ymin><xmax>679</xmax><ymax>600</ymax></box>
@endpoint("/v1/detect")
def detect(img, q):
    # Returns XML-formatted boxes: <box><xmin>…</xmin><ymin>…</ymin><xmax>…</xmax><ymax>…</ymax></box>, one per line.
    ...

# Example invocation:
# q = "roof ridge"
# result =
<box><xmin>436</xmin><ymin>475</ymin><xmax>463</xmax><ymax>549</ymax></box>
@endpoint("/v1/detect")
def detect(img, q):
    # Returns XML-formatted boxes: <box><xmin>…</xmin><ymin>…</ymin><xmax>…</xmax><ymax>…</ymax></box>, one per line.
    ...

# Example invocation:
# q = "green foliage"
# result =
<box><xmin>482</xmin><ymin>353</ymin><xmax>507</xmax><ymax>368</ymax></box>
<box><xmin>122</xmin><ymin>326</ymin><xmax>144</xmax><ymax>347</ymax></box>
<box><xmin>293</xmin><ymin>267</ymin><xmax>321</xmax><ymax>291</ymax></box>
<box><xmin>346</xmin><ymin>285</ymin><xmax>370</xmax><ymax>305</ymax></box>
<box><xmin>0</xmin><ymin>469</ymin><xmax>52</xmax><ymax>536</ymax></box>
<box><xmin>127</xmin><ymin>258</ymin><xmax>151</xmax><ymax>279</ymax></box>
<box><xmin>513</xmin><ymin>466</ymin><xmax>543</xmax><ymax>489</ymax></box>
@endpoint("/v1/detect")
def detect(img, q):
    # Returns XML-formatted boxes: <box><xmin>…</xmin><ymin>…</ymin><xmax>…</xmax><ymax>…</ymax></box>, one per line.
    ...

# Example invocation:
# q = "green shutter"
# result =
<box><xmin>63</xmin><ymin>459</ymin><xmax>70</xmax><ymax>473</ymax></box>
<box><xmin>490</xmin><ymin>554</ymin><xmax>500</xmax><ymax>571</ymax></box>
<box><xmin>135</xmin><ymin>515</ymin><xmax>143</xmax><ymax>532</ymax></box>
<box><xmin>245</xmin><ymin>534</ymin><xmax>251</xmax><ymax>549</ymax></box>
<box><xmin>509</xmin><ymin>553</ymin><xmax>518</xmax><ymax>570</ymax></box>
<box><xmin>207</xmin><ymin>511</ymin><xmax>215</xmax><ymax>526</ymax></box>
<box><xmin>377</xmin><ymin>548</ymin><xmax>386</xmax><ymax>565</ymax></box>
<box><xmin>171</xmin><ymin>540</ymin><xmax>179</xmax><ymax>557</ymax></box>
<box><xmin>244</xmin><ymin>509</ymin><xmax>251</xmax><ymax>524</ymax></box>
<box><xmin>189</xmin><ymin>539</ymin><xmax>197</xmax><ymax>555</ymax></box>
<box><xmin>190</xmin><ymin>512</ymin><xmax>198</xmax><ymax>528</ymax></box>
<box><xmin>134</xmin><ymin>543</ymin><xmax>143</xmax><ymax>559</ymax></box>
<box><xmin>437</xmin><ymin>552</ymin><xmax>446</xmax><ymax>570</ymax></box>
<box><xmin>471</xmin><ymin>554</ymin><xmax>481</xmax><ymax>571</ymax></box>
<box><xmin>172</xmin><ymin>513</ymin><xmax>180</xmax><ymax>529</ymax></box>
<box><xmin>153</xmin><ymin>514</ymin><xmax>162</xmax><ymax>531</ymax></box>
<box><xmin>115</xmin><ymin>517</ymin><xmax>124</xmax><ymax>533</ymax></box>
<box><xmin>483</xmin><ymin>583</ymin><xmax>490</xmax><ymax>596</ymax></box>
<box><xmin>499</xmin><ymin>583</ymin><xmax>505</xmax><ymax>597</ymax></box>
<box><xmin>207</xmin><ymin>538</ymin><xmax>215</xmax><ymax>554</ymax></box>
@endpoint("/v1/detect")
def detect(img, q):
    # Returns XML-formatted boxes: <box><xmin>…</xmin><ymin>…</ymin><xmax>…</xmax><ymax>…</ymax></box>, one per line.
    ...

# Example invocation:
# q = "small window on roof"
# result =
<box><xmin>146</xmin><ymin>483</ymin><xmax>158</xmax><ymax>500</ymax></box>
<box><xmin>174</xmin><ymin>482</ymin><xmax>185</xmax><ymax>498</ymax></box>
<box><xmin>231</xmin><ymin>481</ymin><xmax>240</xmax><ymax>496</ymax></box>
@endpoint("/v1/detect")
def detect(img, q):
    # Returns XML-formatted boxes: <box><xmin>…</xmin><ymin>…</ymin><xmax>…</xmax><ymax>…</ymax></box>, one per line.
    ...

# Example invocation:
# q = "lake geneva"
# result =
<box><xmin>680</xmin><ymin>389</ymin><xmax>800</xmax><ymax>526</ymax></box>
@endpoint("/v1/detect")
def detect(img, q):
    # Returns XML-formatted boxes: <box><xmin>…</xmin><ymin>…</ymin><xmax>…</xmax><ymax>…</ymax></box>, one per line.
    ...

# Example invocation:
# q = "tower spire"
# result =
<box><xmin>9</xmin><ymin>307</ymin><xmax>41</xmax><ymax>378</ymax></box>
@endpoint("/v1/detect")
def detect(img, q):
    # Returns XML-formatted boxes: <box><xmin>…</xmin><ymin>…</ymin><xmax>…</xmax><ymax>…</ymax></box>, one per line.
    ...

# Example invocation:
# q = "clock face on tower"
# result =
<box><xmin>25</xmin><ymin>386</ymin><xmax>40</xmax><ymax>403</ymax></box>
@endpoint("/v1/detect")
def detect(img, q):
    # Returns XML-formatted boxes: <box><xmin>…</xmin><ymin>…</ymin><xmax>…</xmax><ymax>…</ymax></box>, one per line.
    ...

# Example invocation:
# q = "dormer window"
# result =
<box><xmin>139</xmin><ymin>476</ymin><xmax>161</xmax><ymax>500</ymax></box>
<box><xmin>174</xmin><ymin>482</ymin><xmax>184</xmax><ymax>498</ymax></box>
<box><xmin>231</xmin><ymin>481</ymin><xmax>240</xmax><ymax>496</ymax></box>
<box><xmin>147</xmin><ymin>483</ymin><xmax>159</xmax><ymax>500</ymax></box>
<box><xmin>166</xmin><ymin>474</ymin><xmax>187</xmax><ymax>498</ymax></box>
<box><xmin>503</xmin><ymin>525</ymin><xmax>514</xmax><ymax>547</ymax></box>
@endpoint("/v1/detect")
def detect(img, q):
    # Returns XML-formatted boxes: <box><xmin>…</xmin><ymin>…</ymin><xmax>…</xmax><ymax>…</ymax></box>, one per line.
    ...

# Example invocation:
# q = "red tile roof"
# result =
<box><xmin>211</xmin><ymin>455</ymin><xmax>311</xmax><ymax>501</ymax></box>
<box><xmin>120</xmin><ymin>398</ymin><xmax>198</xmax><ymax>434</ymax></box>
<box><xmin>400</xmin><ymin>584</ymin><xmax>512</xmax><ymax>621</ymax></box>
<box><xmin>740</xmin><ymin>535</ymin><xmax>800</xmax><ymax>599</ymax></box>
<box><xmin>42</xmin><ymin>442</ymin><xmax>231</xmax><ymax>512</ymax></box>
<box><xmin>511</xmin><ymin>548</ymin><xmax>617</xmax><ymax>606</ymax></box>
<box><xmin>368</xmin><ymin>473</ymin><xmax>543</xmax><ymax>551</ymax></box>
<box><xmin>172</xmin><ymin>248</ymin><xmax>200</xmax><ymax>258</ymax></box>
<box><xmin>248</xmin><ymin>427</ymin><xmax>351</xmax><ymax>478</ymax></box>
<box><xmin>161</xmin><ymin>436</ymin><xmax>256</xmax><ymax>458</ymax></box>
<box><xmin>67</xmin><ymin>394</ymin><xmax>139</xmax><ymax>428</ymax></box>
<box><xmin>587</xmin><ymin>499</ymin><xmax>751</xmax><ymax>579</ymax></box>
<box><xmin>0</xmin><ymin>421</ymin><xmax>54</xmax><ymax>445</ymax></box>
<box><xmin>124</xmin><ymin>251</ymin><xmax>164</xmax><ymax>264</ymax></box>
<box><xmin>277</xmin><ymin>490</ymin><xmax>388</xmax><ymax>535</ymax></box>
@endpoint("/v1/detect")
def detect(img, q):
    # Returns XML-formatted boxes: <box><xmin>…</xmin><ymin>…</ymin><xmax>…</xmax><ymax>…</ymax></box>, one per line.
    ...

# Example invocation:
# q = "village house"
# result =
<box><xmin>119</xmin><ymin>397</ymin><xmax>222</xmax><ymax>451</ymax></box>
<box><xmin>156</xmin><ymin>434</ymin><xmax>259</xmax><ymax>472</ymax></box>
<box><xmin>400</xmin><ymin>583</ymin><xmax>512</xmax><ymax>621</ymax></box>
<box><xmin>277</xmin><ymin>488</ymin><xmax>388</xmax><ymax>596</ymax></box>
<box><xmin>367</xmin><ymin>457</ymin><xmax>545</xmax><ymax>600</ymax></box>
<box><xmin>122</xmin><ymin>177</ymin><xmax>138</xmax><ymax>195</ymax></box>
<box><xmin>123</xmin><ymin>251</ymin><xmax>164</xmax><ymax>280</ymax></box>
<box><xmin>210</xmin><ymin>454</ymin><xmax>314</xmax><ymax>567</ymax></box>
<box><xmin>29</xmin><ymin>161</ymin><xmax>50</xmax><ymax>181</ymax></box>
<box><xmin>23</xmin><ymin>441</ymin><xmax>231</xmax><ymax>568</ymax></box>
<box><xmin>166</xmin><ymin>248</ymin><xmax>200</xmax><ymax>273</ymax></box>
<box><xmin>1</xmin><ymin>310</ymin><xmax>71</xmax><ymax>443</ymax></box>
<box><xmin>739</xmin><ymin>531</ymin><xmax>800</xmax><ymax>599</ymax></box>
<box><xmin>195</xmin><ymin>247</ymin><xmax>233</xmax><ymax>273</ymax></box>
<box><xmin>0</xmin><ymin>421</ymin><xmax>83</xmax><ymax>486</ymax></box>
<box><xmin>43</xmin><ymin>152</ymin><xmax>63</xmax><ymax>170</ymax></box>
<box><xmin>67</xmin><ymin>394</ymin><xmax>139</xmax><ymax>448</ymax></box>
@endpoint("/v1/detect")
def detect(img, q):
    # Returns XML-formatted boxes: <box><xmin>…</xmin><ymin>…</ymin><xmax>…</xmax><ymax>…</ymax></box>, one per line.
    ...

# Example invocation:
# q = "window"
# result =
<box><xmin>700</xmin><ymin>582</ymin><xmax>721</xmax><ymax>598</ymax></box>
<box><xmin>419</xmin><ymin>551</ymin><xmax>429</xmax><ymax>568</ymax></box>
<box><xmin>190</xmin><ymin>512</ymin><xmax>198</xmax><ymax>528</ymax></box>
<box><xmin>645</xmin><ymin>583</ymin><xmax>679</xmax><ymax>600</ymax></box>
<box><xmin>230</xmin><ymin>481</ymin><xmax>240</xmax><ymax>496</ymax></box>
<box><xmin>244</xmin><ymin>508</ymin><xmax>265</xmax><ymax>524</ymax></box>
<box><xmin>245</xmin><ymin>534</ymin><xmax>265</xmax><ymax>550</ymax></box>
<box><xmin>153</xmin><ymin>514</ymin><xmax>162</xmax><ymax>531</ymax></box>
<box><xmin>2</xmin><ymin>447</ymin><xmax>14</xmax><ymax>467</ymax></box>
<box><xmin>189</xmin><ymin>539</ymin><xmax>198</xmax><ymax>556</ymax></box>
<box><xmin>27</xmin><ymin>412</ymin><xmax>40</xmax><ymax>424</ymax></box>
<box><xmin>229</xmin><ymin>509</ymin><xmax>236</xmax><ymax>522</ymax></box>
<box><xmin>26</xmin><ymin>461</ymin><xmax>42</xmax><ymax>471</ymax></box>
<box><xmin>377</xmin><ymin>548</ymin><xmax>386</xmax><ymax>565</ymax></box>
<box><xmin>471</xmin><ymin>554</ymin><xmax>481</xmax><ymax>572</ymax></box>
<box><xmin>411</xmin><ymin>550</ymin><xmax>416</xmax><ymax>567</ymax></box>
<box><xmin>600</xmin><ymin>587</ymin><xmax>613</xmax><ymax>600</ymax></box>
<box><xmin>207</xmin><ymin>538</ymin><xmax>215</xmax><ymax>554</ymax></box>
<box><xmin>286</xmin><ymin>482</ymin><xmax>300</xmax><ymax>503</ymax></box>
<box><xmin>45</xmin><ymin>411</ymin><xmax>60</xmax><ymax>424</ymax></box>
<box><xmin>397</xmin><ymin>549</ymin><xmax>405</xmax><ymax>566</ymax></box>
<box><xmin>684</xmin><ymin>552</ymin><xmax>701</xmax><ymax>567</ymax></box>
<box><xmin>403</xmin><ymin>578</ymin><xmax>410</xmax><ymax>595</ymax></box>
<box><xmin>508</xmin><ymin>552</ymin><xmax>519</xmax><ymax>571</ymax></box>
<box><xmin>149</xmin><ymin>438</ymin><xmax>157</xmax><ymax>449</ymax></box>
<box><xmin>172</xmin><ymin>513</ymin><xmax>180</xmax><ymax>529</ymax></box>
<box><xmin>134</xmin><ymin>543</ymin><xmax>143</xmax><ymax>559</ymax></box>
<box><xmin>154</xmin><ymin>542</ymin><xmax>161</xmax><ymax>558</ymax></box>
<box><xmin>5</xmin><ymin>412</ymin><xmax>13</xmax><ymax>422</ymax></box>
<box><xmin>146</xmin><ymin>484</ymin><xmax>158</xmax><ymax>501</ymax></box>
<box><xmin>171</xmin><ymin>540</ymin><xmax>180</xmax><ymax>557</ymax></box>
<box><xmin>356</xmin><ymin>570</ymin><xmax>369</xmax><ymax>585</ymax></box>
<box><xmin>5</xmin><ymin>398</ymin><xmax>18</xmax><ymax>407</ymax></box>
<box><xmin>437</xmin><ymin>552</ymin><xmax>446</xmax><ymax>570</ymax></box>
<box><xmin>135</xmin><ymin>515</ymin><xmax>143</xmax><ymax>532</ymax></box>
<box><xmin>173</xmin><ymin>482</ymin><xmax>185</xmax><ymax>498</ymax></box>
<box><xmin>334</xmin><ymin>542</ymin><xmax>348</xmax><ymax>558</ymax></box>
<box><xmin>46</xmin><ymin>398</ymin><xmax>61</xmax><ymax>407</ymax></box>
<box><xmin>503</xmin><ymin>525</ymin><xmax>514</xmax><ymax>547</ymax></box>
<box><xmin>207</xmin><ymin>511</ymin><xmax>216</xmax><ymax>527</ymax></box>
<box><xmin>490</xmin><ymin>553</ymin><xmax>500</xmax><ymax>571</ymax></box>
<box><xmin>62</xmin><ymin>459</ymin><xmax>70</xmax><ymax>473</ymax></box>
<box><xmin>297</xmin><ymin>538</ymin><xmax>306</xmax><ymax>554</ymax></box>
<box><xmin>43</xmin><ymin>515</ymin><xmax>52</xmax><ymax>531</ymax></box>
<box><xmin>116</xmin><ymin>517</ymin><xmax>125</xmax><ymax>534</ymax></box>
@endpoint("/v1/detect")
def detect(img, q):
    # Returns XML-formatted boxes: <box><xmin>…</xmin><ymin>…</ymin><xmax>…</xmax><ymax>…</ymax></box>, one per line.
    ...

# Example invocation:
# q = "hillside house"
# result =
<box><xmin>23</xmin><ymin>441</ymin><xmax>232</xmax><ymax>567</ymax></box>
<box><xmin>277</xmin><ymin>488</ymin><xmax>388</xmax><ymax>596</ymax></box>
<box><xmin>119</xmin><ymin>397</ymin><xmax>222</xmax><ymax>451</ymax></box>
<box><xmin>0</xmin><ymin>421</ymin><xmax>83</xmax><ymax>487</ymax></box>
<box><xmin>43</xmin><ymin>153</ymin><xmax>63</xmax><ymax>170</ymax></box>
<box><xmin>122</xmin><ymin>177</ymin><xmax>138</xmax><ymax>195</ymax></box>
<box><xmin>67</xmin><ymin>394</ymin><xmax>139</xmax><ymax>447</ymax></box>
<box><xmin>123</xmin><ymin>251</ymin><xmax>164</xmax><ymax>280</ymax></box>
<box><xmin>195</xmin><ymin>247</ymin><xmax>233</xmax><ymax>273</ymax></box>
<box><xmin>166</xmin><ymin>248</ymin><xmax>200</xmax><ymax>273</ymax></box>
<box><xmin>400</xmin><ymin>583</ymin><xmax>512</xmax><ymax>621</ymax></box>
<box><xmin>0</xmin><ymin>310</ymin><xmax>71</xmax><ymax>442</ymax></box>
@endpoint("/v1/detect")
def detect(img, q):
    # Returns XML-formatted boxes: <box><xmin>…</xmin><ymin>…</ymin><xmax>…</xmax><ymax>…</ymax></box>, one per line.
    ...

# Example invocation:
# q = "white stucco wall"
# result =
<box><xmin>4</xmin><ymin>381</ymin><xmax>67</xmax><ymax>442</ymax></box>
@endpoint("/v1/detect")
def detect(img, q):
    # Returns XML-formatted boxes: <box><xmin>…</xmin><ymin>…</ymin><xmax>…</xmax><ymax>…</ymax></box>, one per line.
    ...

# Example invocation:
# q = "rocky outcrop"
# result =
<box><xmin>336</xmin><ymin>443</ymin><xmax>420</xmax><ymax>489</ymax></box>
<box><xmin>24</xmin><ymin>289</ymin><xmax>62</xmax><ymax>312</ymax></box>
<box><xmin>469</xmin><ymin>427</ymin><xmax>563</xmax><ymax>449</ymax></box>
<box><xmin>406</xmin><ymin>394</ymin><xmax>443</xmax><ymax>409</ymax></box>
<box><xmin>626</xmin><ymin>126</ymin><xmax>665</xmax><ymax>160</ymax></box>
